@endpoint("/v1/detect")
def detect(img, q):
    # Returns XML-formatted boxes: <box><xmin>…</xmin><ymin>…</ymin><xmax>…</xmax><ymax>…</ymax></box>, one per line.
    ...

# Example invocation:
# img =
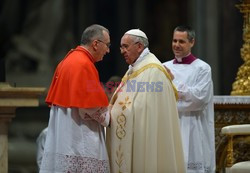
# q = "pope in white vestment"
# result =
<box><xmin>163</xmin><ymin>26</ymin><xmax>215</xmax><ymax>173</ymax></box>
<box><xmin>107</xmin><ymin>29</ymin><xmax>186</xmax><ymax>173</ymax></box>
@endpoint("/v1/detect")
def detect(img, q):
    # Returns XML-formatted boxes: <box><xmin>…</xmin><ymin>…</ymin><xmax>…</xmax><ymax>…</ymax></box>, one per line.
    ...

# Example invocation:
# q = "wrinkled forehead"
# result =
<box><xmin>121</xmin><ymin>34</ymin><xmax>135</xmax><ymax>44</ymax></box>
<box><xmin>173</xmin><ymin>31</ymin><xmax>188</xmax><ymax>37</ymax></box>
<box><xmin>173</xmin><ymin>31</ymin><xmax>189</xmax><ymax>40</ymax></box>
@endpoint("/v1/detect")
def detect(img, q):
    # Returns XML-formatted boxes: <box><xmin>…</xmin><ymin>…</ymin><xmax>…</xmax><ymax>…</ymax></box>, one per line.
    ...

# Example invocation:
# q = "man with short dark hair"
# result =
<box><xmin>163</xmin><ymin>25</ymin><xmax>215</xmax><ymax>173</ymax></box>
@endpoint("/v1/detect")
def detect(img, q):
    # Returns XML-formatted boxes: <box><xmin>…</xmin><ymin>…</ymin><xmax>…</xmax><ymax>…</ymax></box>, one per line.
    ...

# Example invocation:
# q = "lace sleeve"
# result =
<box><xmin>79</xmin><ymin>107</ymin><xmax>110</xmax><ymax>127</ymax></box>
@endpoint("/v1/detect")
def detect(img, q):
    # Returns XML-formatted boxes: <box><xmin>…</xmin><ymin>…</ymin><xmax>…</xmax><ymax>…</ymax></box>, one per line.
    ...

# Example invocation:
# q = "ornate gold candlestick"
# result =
<box><xmin>231</xmin><ymin>0</ymin><xmax>250</xmax><ymax>95</ymax></box>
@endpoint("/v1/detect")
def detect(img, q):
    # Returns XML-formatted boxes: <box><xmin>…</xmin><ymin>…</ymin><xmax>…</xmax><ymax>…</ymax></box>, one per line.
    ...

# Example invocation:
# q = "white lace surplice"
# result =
<box><xmin>40</xmin><ymin>106</ymin><xmax>110</xmax><ymax>173</ymax></box>
<box><xmin>163</xmin><ymin>59</ymin><xmax>215</xmax><ymax>173</ymax></box>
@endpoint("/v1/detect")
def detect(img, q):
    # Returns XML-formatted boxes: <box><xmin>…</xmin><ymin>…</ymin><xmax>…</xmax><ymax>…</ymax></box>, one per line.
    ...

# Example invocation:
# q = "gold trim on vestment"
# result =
<box><xmin>110</xmin><ymin>63</ymin><xmax>178</xmax><ymax>105</ymax></box>
<box><xmin>116</xmin><ymin>113</ymin><xmax>127</xmax><ymax>140</ymax></box>
<box><xmin>110</xmin><ymin>63</ymin><xmax>181</xmax><ymax>172</ymax></box>
<box><xmin>115</xmin><ymin>96</ymin><xmax>131</xmax><ymax>171</ymax></box>
<box><xmin>119</xmin><ymin>96</ymin><xmax>131</xmax><ymax>111</ymax></box>
<box><xmin>115</xmin><ymin>144</ymin><xmax>124</xmax><ymax>172</ymax></box>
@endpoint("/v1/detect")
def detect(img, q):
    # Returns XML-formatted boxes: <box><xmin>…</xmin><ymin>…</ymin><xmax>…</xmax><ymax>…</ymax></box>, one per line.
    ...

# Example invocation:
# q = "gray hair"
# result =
<box><xmin>174</xmin><ymin>25</ymin><xmax>195</xmax><ymax>42</ymax></box>
<box><xmin>130</xmin><ymin>35</ymin><xmax>149</xmax><ymax>48</ymax></box>
<box><xmin>80</xmin><ymin>24</ymin><xmax>109</xmax><ymax>45</ymax></box>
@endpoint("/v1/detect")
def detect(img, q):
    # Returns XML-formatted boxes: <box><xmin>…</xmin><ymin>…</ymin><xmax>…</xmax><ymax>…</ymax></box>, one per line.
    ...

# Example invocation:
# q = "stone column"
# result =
<box><xmin>0</xmin><ymin>83</ymin><xmax>45</xmax><ymax>173</ymax></box>
<box><xmin>188</xmin><ymin>0</ymin><xmax>220</xmax><ymax>94</ymax></box>
<box><xmin>0</xmin><ymin>122</ymin><xmax>8</xmax><ymax>171</ymax></box>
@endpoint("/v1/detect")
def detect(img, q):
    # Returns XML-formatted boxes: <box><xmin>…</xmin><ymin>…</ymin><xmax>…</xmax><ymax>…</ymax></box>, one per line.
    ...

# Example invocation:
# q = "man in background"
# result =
<box><xmin>163</xmin><ymin>25</ymin><xmax>215</xmax><ymax>173</ymax></box>
<box><xmin>36</xmin><ymin>127</ymin><xmax>47</xmax><ymax>170</ymax></box>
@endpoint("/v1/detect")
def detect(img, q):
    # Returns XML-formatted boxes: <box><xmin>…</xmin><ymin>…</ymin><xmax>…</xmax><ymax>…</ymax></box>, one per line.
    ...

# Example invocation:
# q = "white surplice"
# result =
<box><xmin>37</xmin><ymin>127</ymin><xmax>48</xmax><ymax>170</ymax></box>
<box><xmin>40</xmin><ymin>106</ymin><xmax>110</xmax><ymax>173</ymax></box>
<box><xmin>107</xmin><ymin>48</ymin><xmax>186</xmax><ymax>173</ymax></box>
<box><xmin>163</xmin><ymin>58</ymin><xmax>215</xmax><ymax>173</ymax></box>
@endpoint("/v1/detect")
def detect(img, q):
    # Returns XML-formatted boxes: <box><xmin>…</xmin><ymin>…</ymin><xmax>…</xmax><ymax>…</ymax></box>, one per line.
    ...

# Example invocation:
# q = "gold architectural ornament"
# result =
<box><xmin>231</xmin><ymin>0</ymin><xmax>250</xmax><ymax>95</ymax></box>
<box><xmin>226</xmin><ymin>134</ymin><xmax>234</xmax><ymax>167</ymax></box>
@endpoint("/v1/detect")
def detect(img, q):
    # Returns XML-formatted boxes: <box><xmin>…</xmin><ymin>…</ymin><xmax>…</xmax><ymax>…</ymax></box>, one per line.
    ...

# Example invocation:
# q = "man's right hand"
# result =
<box><xmin>164</xmin><ymin>65</ymin><xmax>175</xmax><ymax>80</ymax></box>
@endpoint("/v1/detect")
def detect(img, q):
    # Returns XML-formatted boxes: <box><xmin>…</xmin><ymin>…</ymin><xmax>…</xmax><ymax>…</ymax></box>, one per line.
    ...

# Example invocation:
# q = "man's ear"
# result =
<box><xmin>92</xmin><ymin>40</ymin><xmax>99</xmax><ymax>51</ymax></box>
<box><xmin>138</xmin><ymin>42</ymin><xmax>145</xmax><ymax>52</ymax></box>
<box><xmin>190</xmin><ymin>39</ymin><xmax>195</xmax><ymax>47</ymax></box>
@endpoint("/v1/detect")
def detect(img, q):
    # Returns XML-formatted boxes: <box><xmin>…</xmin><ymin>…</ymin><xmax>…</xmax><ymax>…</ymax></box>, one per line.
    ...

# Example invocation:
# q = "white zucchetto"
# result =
<box><xmin>125</xmin><ymin>29</ymin><xmax>148</xmax><ymax>39</ymax></box>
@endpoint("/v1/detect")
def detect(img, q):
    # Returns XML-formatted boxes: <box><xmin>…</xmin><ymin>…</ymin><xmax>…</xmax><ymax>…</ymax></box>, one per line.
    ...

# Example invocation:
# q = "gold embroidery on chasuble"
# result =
<box><xmin>116</xmin><ymin>96</ymin><xmax>131</xmax><ymax>140</ymax></box>
<box><xmin>116</xmin><ymin>113</ymin><xmax>126</xmax><ymax>140</ymax></box>
<box><xmin>115</xmin><ymin>96</ymin><xmax>131</xmax><ymax>172</ymax></box>
<box><xmin>116</xmin><ymin>144</ymin><xmax>124</xmax><ymax>172</ymax></box>
<box><xmin>119</xmin><ymin>96</ymin><xmax>131</xmax><ymax>111</ymax></box>
<box><xmin>113</xmin><ymin>63</ymin><xmax>178</xmax><ymax>172</ymax></box>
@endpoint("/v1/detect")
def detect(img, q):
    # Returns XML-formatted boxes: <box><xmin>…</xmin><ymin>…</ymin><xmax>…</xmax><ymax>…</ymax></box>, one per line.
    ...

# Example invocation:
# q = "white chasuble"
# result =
<box><xmin>107</xmin><ymin>52</ymin><xmax>186</xmax><ymax>173</ymax></box>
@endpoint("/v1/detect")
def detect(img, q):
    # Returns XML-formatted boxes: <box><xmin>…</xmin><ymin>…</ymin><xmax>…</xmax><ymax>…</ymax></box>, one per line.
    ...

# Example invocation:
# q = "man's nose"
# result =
<box><xmin>120</xmin><ymin>49</ymin><xmax>125</xmax><ymax>54</ymax></box>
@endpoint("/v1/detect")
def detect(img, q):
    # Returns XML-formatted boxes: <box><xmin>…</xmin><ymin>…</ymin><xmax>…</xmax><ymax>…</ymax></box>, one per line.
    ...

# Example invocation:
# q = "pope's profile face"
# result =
<box><xmin>172</xmin><ymin>31</ymin><xmax>194</xmax><ymax>58</ymax></box>
<box><xmin>120</xmin><ymin>35</ymin><xmax>141</xmax><ymax>65</ymax></box>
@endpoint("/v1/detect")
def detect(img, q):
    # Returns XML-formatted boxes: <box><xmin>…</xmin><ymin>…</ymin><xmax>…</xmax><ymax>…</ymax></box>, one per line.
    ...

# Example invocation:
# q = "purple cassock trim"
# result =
<box><xmin>173</xmin><ymin>54</ymin><xmax>197</xmax><ymax>64</ymax></box>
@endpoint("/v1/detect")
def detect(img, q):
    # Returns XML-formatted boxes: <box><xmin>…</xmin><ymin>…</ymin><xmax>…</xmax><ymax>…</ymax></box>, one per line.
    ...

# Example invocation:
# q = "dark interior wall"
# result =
<box><xmin>145</xmin><ymin>0</ymin><xmax>188</xmax><ymax>62</ymax></box>
<box><xmin>220</xmin><ymin>0</ymin><xmax>243</xmax><ymax>94</ymax></box>
<box><xmin>89</xmin><ymin>0</ymin><xmax>189</xmax><ymax>83</ymax></box>
<box><xmin>0</xmin><ymin>0</ymin><xmax>245</xmax><ymax>95</ymax></box>
<box><xmin>94</xmin><ymin>0</ymin><xmax>121</xmax><ymax>82</ymax></box>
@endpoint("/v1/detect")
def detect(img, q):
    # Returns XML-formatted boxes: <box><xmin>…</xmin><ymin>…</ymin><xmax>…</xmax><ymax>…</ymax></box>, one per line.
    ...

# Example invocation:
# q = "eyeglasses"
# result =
<box><xmin>97</xmin><ymin>39</ymin><xmax>111</xmax><ymax>48</ymax></box>
<box><xmin>120</xmin><ymin>42</ymin><xmax>139</xmax><ymax>51</ymax></box>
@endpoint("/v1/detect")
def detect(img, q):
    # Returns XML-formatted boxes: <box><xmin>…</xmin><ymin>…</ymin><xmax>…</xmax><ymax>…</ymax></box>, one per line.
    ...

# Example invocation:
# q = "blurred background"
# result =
<box><xmin>0</xmin><ymin>0</ymin><xmax>244</xmax><ymax>172</ymax></box>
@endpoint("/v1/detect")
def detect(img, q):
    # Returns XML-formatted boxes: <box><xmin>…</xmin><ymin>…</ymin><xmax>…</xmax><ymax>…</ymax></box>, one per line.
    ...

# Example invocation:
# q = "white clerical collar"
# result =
<box><xmin>175</xmin><ymin>53</ymin><xmax>191</xmax><ymax>62</ymax></box>
<box><xmin>131</xmin><ymin>48</ymin><xmax>150</xmax><ymax>67</ymax></box>
<box><xmin>127</xmin><ymin>48</ymin><xmax>150</xmax><ymax>75</ymax></box>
